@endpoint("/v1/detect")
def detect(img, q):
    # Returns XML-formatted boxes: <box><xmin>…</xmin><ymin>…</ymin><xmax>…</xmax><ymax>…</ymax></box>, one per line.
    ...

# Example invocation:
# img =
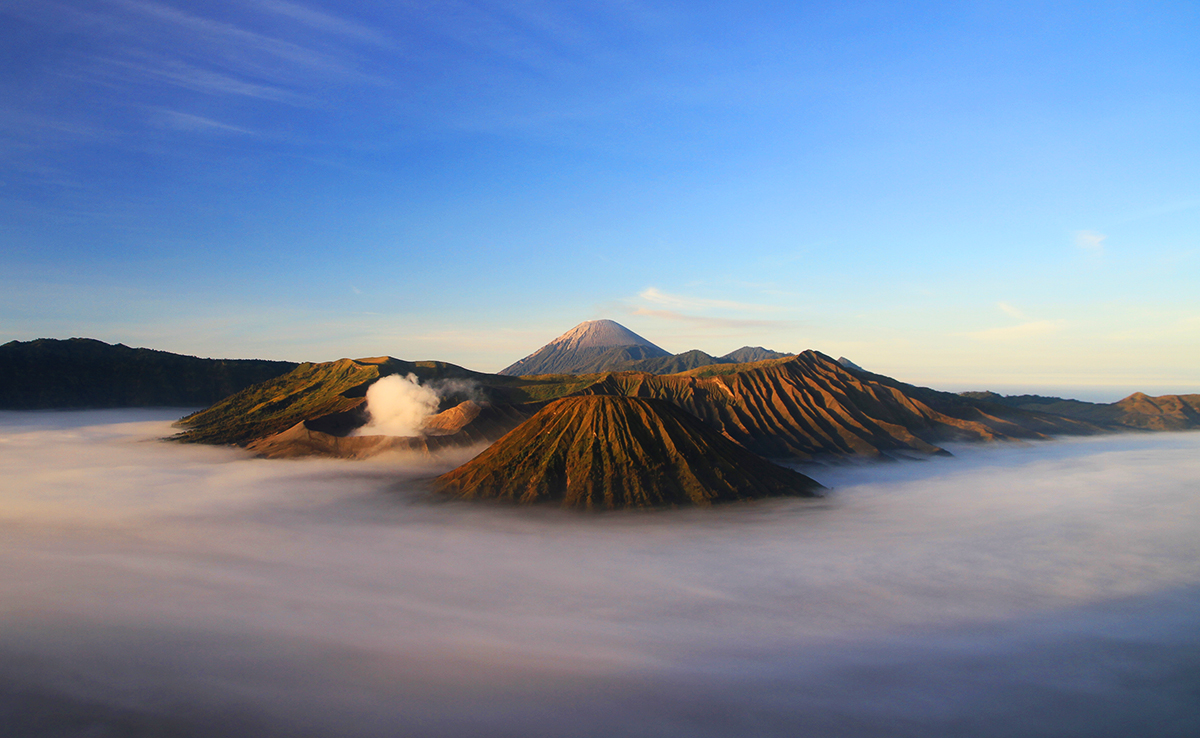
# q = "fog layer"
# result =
<box><xmin>1</xmin><ymin>410</ymin><xmax>1198</xmax><ymax>737</ymax></box>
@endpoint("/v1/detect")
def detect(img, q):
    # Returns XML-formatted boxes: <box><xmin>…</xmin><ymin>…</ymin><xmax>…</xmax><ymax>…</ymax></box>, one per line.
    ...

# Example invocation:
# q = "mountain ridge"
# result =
<box><xmin>434</xmin><ymin>395</ymin><xmax>823</xmax><ymax>509</ymax></box>
<box><xmin>0</xmin><ymin>338</ymin><xmax>297</xmax><ymax>410</ymax></box>
<box><xmin>959</xmin><ymin>390</ymin><xmax>1200</xmax><ymax>431</ymax></box>
<box><xmin>499</xmin><ymin>320</ymin><xmax>792</xmax><ymax>377</ymax></box>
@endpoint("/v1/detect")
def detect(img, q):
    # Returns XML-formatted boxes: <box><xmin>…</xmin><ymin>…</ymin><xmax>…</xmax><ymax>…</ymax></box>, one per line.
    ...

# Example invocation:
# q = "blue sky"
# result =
<box><xmin>2</xmin><ymin>1</ymin><xmax>1197</xmax><ymax>399</ymax></box>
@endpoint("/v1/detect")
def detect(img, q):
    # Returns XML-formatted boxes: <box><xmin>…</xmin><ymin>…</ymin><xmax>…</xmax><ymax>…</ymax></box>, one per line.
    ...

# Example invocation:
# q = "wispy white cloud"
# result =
<box><xmin>93</xmin><ymin>56</ymin><xmax>312</xmax><ymax>105</ymax></box>
<box><xmin>638</xmin><ymin>287</ymin><xmax>776</xmax><ymax>313</ymax></box>
<box><xmin>111</xmin><ymin>0</ymin><xmax>362</xmax><ymax>77</ymax></box>
<box><xmin>630</xmin><ymin>307</ymin><xmax>797</xmax><ymax>331</ymax></box>
<box><xmin>154</xmin><ymin>110</ymin><xmax>255</xmax><ymax>135</ymax></box>
<box><xmin>1074</xmin><ymin>230</ymin><xmax>1106</xmax><ymax>256</ymax></box>
<box><xmin>965</xmin><ymin>320</ymin><xmax>1065</xmax><ymax>341</ymax></box>
<box><xmin>996</xmin><ymin>302</ymin><xmax>1025</xmax><ymax>319</ymax></box>
<box><xmin>256</xmin><ymin>0</ymin><xmax>394</xmax><ymax>48</ymax></box>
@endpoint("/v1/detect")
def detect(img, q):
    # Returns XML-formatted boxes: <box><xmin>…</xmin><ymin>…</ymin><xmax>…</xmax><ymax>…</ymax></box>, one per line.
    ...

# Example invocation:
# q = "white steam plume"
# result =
<box><xmin>353</xmin><ymin>373</ymin><xmax>440</xmax><ymax>437</ymax></box>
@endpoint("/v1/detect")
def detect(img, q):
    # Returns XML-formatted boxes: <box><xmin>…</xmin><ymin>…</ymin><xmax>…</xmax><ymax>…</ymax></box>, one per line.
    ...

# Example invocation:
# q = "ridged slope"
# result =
<box><xmin>498</xmin><ymin>320</ymin><xmax>669</xmax><ymax>376</ymax></box>
<box><xmin>435</xmin><ymin>396</ymin><xmax>822</xmax><ymax>509</ymax></box>
<box><xmin>577</xmin><ymin>352</ymin><xmax>1100</xmax><ymax>460</ymax></box>
<box><xmin>1112</xmin><ymin>393</ymin><xmax>1200</xmax><ymax>430</ymax></box>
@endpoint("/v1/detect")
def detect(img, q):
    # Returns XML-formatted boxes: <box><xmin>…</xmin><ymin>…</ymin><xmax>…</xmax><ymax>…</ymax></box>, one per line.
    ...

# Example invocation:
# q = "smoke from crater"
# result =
<box><xmin>352</xmin><ymin>373</ymin><xmax>440</xmax><ymax>436</ymax></box>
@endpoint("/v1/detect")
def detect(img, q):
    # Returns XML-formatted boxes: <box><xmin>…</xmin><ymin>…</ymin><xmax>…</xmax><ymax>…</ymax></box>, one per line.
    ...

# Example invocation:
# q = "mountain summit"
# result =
<box><xmin>545</xmin><ymin>319</ymin><xmax>664</xmax><ymax>352</ymax></box>
<box><xmin>498</xmin><ymin>320</ymin><xmax>670</xmax><ymax>376</ymax></box>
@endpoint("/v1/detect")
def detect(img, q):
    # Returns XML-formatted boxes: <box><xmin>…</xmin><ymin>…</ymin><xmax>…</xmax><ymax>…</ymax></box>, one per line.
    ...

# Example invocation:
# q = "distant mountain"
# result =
<box><xmin>722</xmin><ymin>346</ymin><xmax>791</xmax><ymax>363</ymax></box>
<box><xmin>615</xmin><ymin>349</ymin><xmax>723</xmax><ymax>374</ymax></box>
<box><xmin>959</xmin><ymin>391</ymin><xmax>1200</xmax><ymax>431</ymax></box>
<box><xmin>498</xmin><ymin>320</ymin><xmax>670</xmax><ymax>376</ymax></box>
<box><xmin>612</xmin><ymin>347</ymin><xmax>793</xmax><ymax>374</ymax></box>
<box><xmin>434</xmin><ymin>395</ymin><xmax>822</xmax><ymax>509</ymax></box>
<box><xmin>837</xmin><ymin>357</ymin><xmax>864</xmax><ymax>371</ymax></box>
<box><xmin>0</xmin><ymin>338</ymin><xmax>297</xmax><ymax>410</ymax></box>
<box><xmin>499</xmin><ymin>320</ymin><xmax>793</xmax><ymax>376</ymax></box>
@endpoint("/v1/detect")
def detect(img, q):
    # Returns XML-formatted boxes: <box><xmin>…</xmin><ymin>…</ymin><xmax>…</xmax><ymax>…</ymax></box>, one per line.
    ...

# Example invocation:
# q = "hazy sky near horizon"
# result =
<box><xmin>2</xmin><ymin>1</ymin><xmax>1197</xmax><ymax>398</ymax></box>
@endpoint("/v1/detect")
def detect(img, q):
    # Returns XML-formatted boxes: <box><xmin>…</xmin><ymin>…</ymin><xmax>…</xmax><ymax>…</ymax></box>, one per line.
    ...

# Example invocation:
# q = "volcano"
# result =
<box><xmin>434</xmin><ymin>395</ymin><xmax>822</xmax><ymax>509</ymax></box>
<box><xmin>498</xmin><ymin>320</ymin><xmax>670</xmax><ymax>376</ymax></box>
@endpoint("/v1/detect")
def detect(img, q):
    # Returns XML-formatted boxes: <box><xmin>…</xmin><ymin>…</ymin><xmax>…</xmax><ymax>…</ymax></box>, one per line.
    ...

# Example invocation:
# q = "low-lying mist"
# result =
<box><xmin>1</xmin><ymin>410</ymin><xmax>1198</xmax><ymax>737</ymax></box>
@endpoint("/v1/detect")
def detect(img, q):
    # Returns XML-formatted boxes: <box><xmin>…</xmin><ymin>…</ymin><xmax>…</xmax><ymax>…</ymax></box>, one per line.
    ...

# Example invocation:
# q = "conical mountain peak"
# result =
<box><xmin>550</xmin><ymin>320</ymin><xmax>664</xmax><ymax>352</ymax></box>
<box><xmin>498</xmin><ymin>320</ymin><xmax>669</xmax><ymax>376</ymax></box>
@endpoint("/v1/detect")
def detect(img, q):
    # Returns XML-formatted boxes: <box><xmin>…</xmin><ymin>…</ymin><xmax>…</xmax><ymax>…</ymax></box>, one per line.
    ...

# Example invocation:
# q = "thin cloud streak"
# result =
<box><xmin>256</xmin><ymin>0</ymin><xmax>395</xmax><ymax>48</ymax></box>
<box><xmin>111</xmin><ymin>0</ymin><xmax>369</xmax><ymax>78</ymax></box>
<box><xmin>996</xmin><ymin>302</ymin><xmax>1025</xmax><ymax>319</ymax></box>
<box><xmin>631</xmin><ymin>307</ymin><xmax>800</xmax><ymax>331</ymax></box>
<box><xmin>154</xmin><ymin>110</ymin><xmax>256</xmax><ymax>135</ymax></box>
<box><xmin>1074</xmin><ymin>230</ymin><xmax>1106</xmax><ymax>256</ymax></box>
<box><xmin>639</xmin><ymin>287</ymin><xmax>778</xmax><ymax>313</ymax></box>
<box><xmin>92</xmin><ymin>56</ymin><xmax>313</xmax><ymax>105</ymax></box>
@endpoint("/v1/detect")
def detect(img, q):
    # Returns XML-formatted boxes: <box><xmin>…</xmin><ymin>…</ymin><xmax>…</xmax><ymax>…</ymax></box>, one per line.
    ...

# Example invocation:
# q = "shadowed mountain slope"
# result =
<box><xmin>613</xmin><ymin>349</ymin><xmax>723</xmax><ymax>374</ymax></box>
<box><xmin>434</xmin><ymin>396</ymin><xmax>822</xmax><ymax>509</ymax></box>
<box><xmin>0</xmin><ymin>338</ymin><xmax>296</xmax><ymax>409</ymax></box>
<box><xmin>721</xmin><ymin>346</ymin><xmax>791</xmax><ymax>363</ymax></box>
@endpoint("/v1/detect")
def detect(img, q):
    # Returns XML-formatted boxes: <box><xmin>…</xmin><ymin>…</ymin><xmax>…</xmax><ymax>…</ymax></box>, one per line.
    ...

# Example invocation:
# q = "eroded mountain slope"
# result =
<box><xmin>434</xmin><ymin>396</ymin><xmax>822</xmax><ymax>509</ymax></box>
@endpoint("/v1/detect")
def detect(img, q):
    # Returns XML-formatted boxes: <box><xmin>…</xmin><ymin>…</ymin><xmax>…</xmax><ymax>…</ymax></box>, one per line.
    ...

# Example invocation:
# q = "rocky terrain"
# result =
<box><xmin>434</xmin><ymin>395</ymin><xmax>822</xmax><ymax>509</ymax></box>
<box><xmin>15</xmin><ymin>321</ymin><xmax>1193</xmax><ymax>509</ymax></box>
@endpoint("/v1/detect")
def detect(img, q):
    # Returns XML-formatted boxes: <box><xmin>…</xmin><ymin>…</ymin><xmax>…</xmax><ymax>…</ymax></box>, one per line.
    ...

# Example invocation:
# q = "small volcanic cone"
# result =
<box><xmin>434</xmin><ymin>395</ymin><xmax>823</xmax><ymax>509</ymax></box>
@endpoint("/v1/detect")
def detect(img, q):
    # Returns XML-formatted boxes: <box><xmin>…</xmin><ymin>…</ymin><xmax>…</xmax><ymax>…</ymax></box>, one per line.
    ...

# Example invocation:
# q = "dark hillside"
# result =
<box><xmin>0</xmin><ymin>338</ymin><xmax>296</xmax><ymax>410</ymax></box>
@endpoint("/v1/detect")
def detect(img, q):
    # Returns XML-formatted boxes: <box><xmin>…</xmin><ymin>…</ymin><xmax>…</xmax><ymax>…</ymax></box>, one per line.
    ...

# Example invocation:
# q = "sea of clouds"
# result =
<box><xmin>1</xmin><ymin>410</ymin><xmax>1198</xmax><ymax>737</ymax></box>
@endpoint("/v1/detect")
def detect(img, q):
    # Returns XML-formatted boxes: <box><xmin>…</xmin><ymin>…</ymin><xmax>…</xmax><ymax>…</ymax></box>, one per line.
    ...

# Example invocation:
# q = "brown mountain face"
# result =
<box><xmin>246</xmin><ymin>401</ymin><xmax>533</xmax><ymax>459</ymax></box>
<box><xmin>956</xmin><ymin>390</ymin><xmax>1200</xmax><ymax>432</ymax></box>
<box><xmin>175</xmin><ymin>348</ymin><xmax>1106</xmax><ymax>463</ymax></box>
<box><xmin>434</xmin><ymin>396</ymin><xmax>822</xmax><ymax>509</ymax></box>
<box><xmin>575</xmin><ymin>351</ymin><xmax>1101</xmax><ymax>460</ymax></box>
<box><xmin>173</xmin><ymin>356</ymin><xmax>555</xmax><ymax>447</ymax></box>
<box><xmin>1113</xmin><ymin>393</ymin><xmax>1200</xmax><ymax>430</ymax></box>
